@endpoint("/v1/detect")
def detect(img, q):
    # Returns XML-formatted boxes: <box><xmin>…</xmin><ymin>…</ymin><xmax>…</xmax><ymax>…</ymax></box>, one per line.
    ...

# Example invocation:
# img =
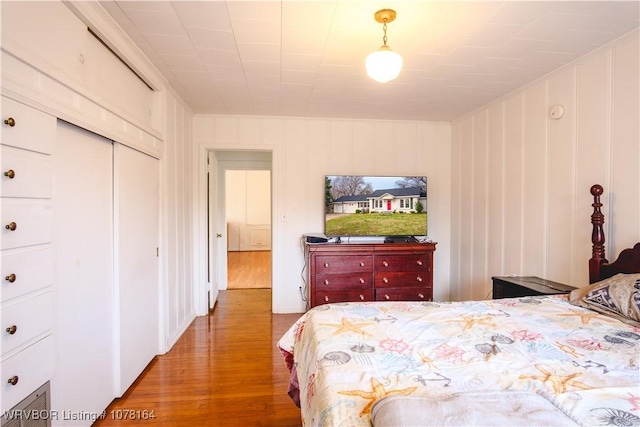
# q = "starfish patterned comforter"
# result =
<box><xmin>277</xmin><ymin>296</ymin><xmax>640</xmax><ymax>426</ymax></box>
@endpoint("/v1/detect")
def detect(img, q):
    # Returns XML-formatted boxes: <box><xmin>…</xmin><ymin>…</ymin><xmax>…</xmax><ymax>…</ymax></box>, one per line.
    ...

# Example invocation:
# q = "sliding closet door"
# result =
<box><xmin>114</xmin><ymin>143</ymin><xmax>160</xmax><ymax>395</ymax></box>
<box><xmin>51</xmin><ymin>121</ymin><xmax>114</xmax><ymax>425</ymax></box>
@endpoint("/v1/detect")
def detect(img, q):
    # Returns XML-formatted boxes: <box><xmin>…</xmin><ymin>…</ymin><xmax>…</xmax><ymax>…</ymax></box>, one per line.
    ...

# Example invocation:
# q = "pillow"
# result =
<box><xmin>568</xmin><ymin>273</ymin><xmax>640</xmax><ymax>326</ymax></box>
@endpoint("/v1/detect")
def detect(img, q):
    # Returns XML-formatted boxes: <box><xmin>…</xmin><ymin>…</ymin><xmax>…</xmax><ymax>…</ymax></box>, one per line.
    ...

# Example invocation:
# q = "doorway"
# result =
<box><xmin>225</xmin><ymin>169</ymin><xmax>271</xmax><ymax>289</ymax></box>
<box><xmin>207</xmin><ymin>151</ymin><xmax>273</xmax><ymax>302</ymax></box>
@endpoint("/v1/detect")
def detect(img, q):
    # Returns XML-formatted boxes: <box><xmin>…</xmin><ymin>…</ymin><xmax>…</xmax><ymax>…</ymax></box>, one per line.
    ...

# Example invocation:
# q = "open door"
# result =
<box><xmin>207</xmin><ymin>150</ymin><xmax>220</xmax><ymax>309</ymax></box>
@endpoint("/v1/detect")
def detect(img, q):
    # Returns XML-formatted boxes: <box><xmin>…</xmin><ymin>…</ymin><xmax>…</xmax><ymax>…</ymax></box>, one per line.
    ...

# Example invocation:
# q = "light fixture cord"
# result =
<box><xmin>382</xmin><ymin>19</ymin><xmax>388</xmax><ymax>46</ymax></box>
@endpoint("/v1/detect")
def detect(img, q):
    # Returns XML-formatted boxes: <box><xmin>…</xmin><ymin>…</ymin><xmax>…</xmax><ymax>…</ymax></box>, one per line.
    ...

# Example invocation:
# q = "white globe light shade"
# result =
<box><xmin>366</xmin><ymin>46</ymin><xmax>403</xmax><ymax>83</ymax></box>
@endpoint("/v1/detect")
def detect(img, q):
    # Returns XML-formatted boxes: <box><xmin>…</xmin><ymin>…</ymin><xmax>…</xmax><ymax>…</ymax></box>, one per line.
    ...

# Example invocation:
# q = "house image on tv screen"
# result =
<box><xmin>332</xmin><ymin>186</ymin><xmax>426</xmax><ymax>214</ymax></box>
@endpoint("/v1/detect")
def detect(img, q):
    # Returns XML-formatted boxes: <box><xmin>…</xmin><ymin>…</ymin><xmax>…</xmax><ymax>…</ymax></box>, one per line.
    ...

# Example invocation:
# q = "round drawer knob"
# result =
<box><xmin>324</xmin><ymin>279</ymin><xmax>329</xmax><ymax>285</ymax></box>
<box><xmin>4</xmin><ymin>169</ymin><xmax>15</xmax><ymax>179</ymax></box>
<box><xmin>359</xmin><ymin>278</ymin><xmax>365</xmax><ymax>284</ymax></box>
<box><xmin>382</xmin><ymin>261</ymin><xmax>389</xmax><ymax>267</ymax></box>
<box><xmin>418</xmin><ymin>293</ymin><xmax>425</xmax><ymax>299</ymax></box>
<box><xmin>323</xmin><ymin>263</ymin><xmax>329</xmax><ymax>268</ymax></box>
<box><xmin>324</xmin><ymin>296</ymin><xmax>329</xmax><ymax>302</ymax></box>
<box><xmin>4</xmin><ymin>117</ymin><xmax>15</xmax><ymax>127</ymax></box>
<box><xmin>359</xmin><ymin>262</ymin><xmax>365</xmax><ymax>267</ymax></box>
<box><xmin>6</xmin><ymin>325</ymin><xmax>17</xmax><ymax>335</ymax></box>
<box><xmin>7</xmin><ymin>376</ymin><xmax>19</xmax><ymax>386</ymax></box>
<box><xmin>416</xmin><ymin>276</ymin><xmax>422</xmax><ymax>282</ymax></box>
<box><xmin>416</xmin><ymin>260</ymin><xmax>423</xmax><ymax>266</ymax></box>
<box><xmin>382</xmin><ymin>277</ymin><xmax>388</xmax><ymax>284</ymax></box>
<box><xmin>359</xmin><ymin>294</ymin><xmax>364</xmax><ymax>301</ymax></box>
<box><xmin>5</xmin><ymin>273</ymin><xmax>16</xmax><ymax>283</ymax></box>
<box><xmin>384</xmin><ymin>294</ymin><xmax>390</xmax><ymax>300</ymax></box>
<box><xmin>5</xmin><ymin>222</ymin><xmax>17</xmax><ymax>231</ymax></box>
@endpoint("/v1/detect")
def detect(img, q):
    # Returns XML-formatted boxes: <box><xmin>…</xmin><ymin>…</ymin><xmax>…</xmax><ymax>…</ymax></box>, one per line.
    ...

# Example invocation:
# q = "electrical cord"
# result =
<box><xmin>299</xmin><ymin>235</ymin><xmax>309</xmax><ymax>309</ymax></box>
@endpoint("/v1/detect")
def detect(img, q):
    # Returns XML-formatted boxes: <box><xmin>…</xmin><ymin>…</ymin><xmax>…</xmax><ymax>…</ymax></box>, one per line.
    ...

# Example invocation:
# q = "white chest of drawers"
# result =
<box><xmin>1</xmin><ymin>96</ymin><xmax>56</xmax><ymax>413</ymax></box>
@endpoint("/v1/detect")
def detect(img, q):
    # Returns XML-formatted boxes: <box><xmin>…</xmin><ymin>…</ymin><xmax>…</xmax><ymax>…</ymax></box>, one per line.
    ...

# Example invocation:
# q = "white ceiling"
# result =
<box><xmin>100</xmin><ymin>1</ymin><xmax>639</xmax><ymax>121</ymax></box>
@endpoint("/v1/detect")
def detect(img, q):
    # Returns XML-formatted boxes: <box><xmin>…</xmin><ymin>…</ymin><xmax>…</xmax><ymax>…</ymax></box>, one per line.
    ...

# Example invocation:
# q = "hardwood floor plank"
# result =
<box><xmin>227</xmin><ymin>251</ymin><xmax>271</xmax><ymax>289</ymax></box>
<box><xmin>93</xmin><ymin>289</ymin><xmax>301</xmax><ymax>427</ymax></box>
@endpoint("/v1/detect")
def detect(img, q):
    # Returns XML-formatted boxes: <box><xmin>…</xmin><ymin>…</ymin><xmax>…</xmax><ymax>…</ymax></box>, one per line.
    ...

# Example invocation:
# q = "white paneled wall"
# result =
<box><xmin>451</xmin><ymin>30</ymin><xmax>640</xmax><ymax>300</ymax></box>
<box><xmin>193</xmin><ymin>117</ymin><xmax>451</xmax><ymax>313</ymax></box>
<box><xmin>162</xmin><ymin>89</ymin><xmax>195</xmax><ymax>349</ymax></box>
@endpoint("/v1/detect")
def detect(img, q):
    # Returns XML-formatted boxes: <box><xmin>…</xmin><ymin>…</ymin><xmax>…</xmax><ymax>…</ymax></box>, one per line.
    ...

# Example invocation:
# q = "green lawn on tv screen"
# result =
<box><xmin>325</xmin><ymin>212</ymin><xmax>427</xmax><ymax>236</ymax></box>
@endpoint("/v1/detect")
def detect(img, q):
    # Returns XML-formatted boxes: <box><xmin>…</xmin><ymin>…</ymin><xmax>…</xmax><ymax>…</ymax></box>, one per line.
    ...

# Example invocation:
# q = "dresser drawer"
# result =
<box><xmin>0</xmin><ymin>199</ymin><xmax>53</xmax><ymax>250</ymax></box>
<box><xmin>0</xmin><ymin>145</ymin><xmax>52</xmax><ymax>198</ymax></box>
<box><xmin>375</xmin><ymin>271</ymin><xmax>431</xmax><ymax>288</ymax></box>
<box><xmin>1</xmin><ymin>247</ymin><xmax>53</xmax><ymax>303</ymax></box>
<box><xmin>374</xmin><ymin>254</ymin><xmax>430</xmax><ymax>272</ymax></box>
<box><xmin>315</xmin><ymin>289</ymin><xmax>374</xmax><ymax>306</ymax></box>
<box><xmin>315</xmin><ymin>255</ymin><xmax>373</xmax><ymax>273</ymax></box>
<box><xmin>1</xmin><ymin>335</ymin><xmax>54</xmax><ymax>413</ymax></box>
<box><xmin>375</xmin><ymin>287</ymin><xmax>432</xmax><ymax>302</ymax></box>
<box><xmin>1</xmin><ymin>291</ymin><xmax>53</xmax><ymax>357</ymax></box>
<box><xmin>1</xmin><ymin>97</ymin><xmax>55</xmax><ymax>154</ymax></box>
<box><xmin>315</xmin><ymin>272</ymin><xmax>373</xmax><ymax>290</ymax></box>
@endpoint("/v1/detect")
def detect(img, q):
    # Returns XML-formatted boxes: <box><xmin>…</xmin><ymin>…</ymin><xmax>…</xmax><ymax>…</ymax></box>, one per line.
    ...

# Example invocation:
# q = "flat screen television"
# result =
<box><xmin>325</xmin><ymin>175</ymin><xmax>427</xmax><ymax>241</ymax></box>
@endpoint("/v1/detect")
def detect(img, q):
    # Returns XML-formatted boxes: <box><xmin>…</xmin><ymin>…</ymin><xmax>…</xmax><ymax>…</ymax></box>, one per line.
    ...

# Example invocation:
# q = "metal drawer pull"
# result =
<box><xmin>418</xmin><ymin>293</ymin><xmax>425</xmax><ymax>299</ymax></box>
<box><xmin>5</xmin><ymin>273</ymin><xmax>16</xmax><ymax>283</ymax></box>
<box><xmin>382</xmin><ymin>261</ymin><xmax>389</xmax><ymax>267</ymax></box>
<box><xmin>6</xmin><ymin>325</ymin><xmax>17</xmax><ymax>335</ymax></box>
<box><xmin>7</xmin><ymin>376</ymin><xmax>19</xmax><ymax>386</ymax></box>
<box><xmin>4</xmin><ymin>169</ymin><xmax>15</xmax><ymax>179</ymax></box>
<box><xmin>324</xmin><ymin>279</ymin><xmax>329</xmax><ymax>285</ymax></box>
<box><xmin>382</xmin><ymin>278</ymin><xmax>388</xmax><ymax>284</ymax></box>
<box><xmin>416</xmin><ymin>260</ymin><xmax>423</xmax><ymax>266</ymax></box>
<box><xmin>323</xmin><ymin>263</ymin><xmax>330</xmax><ymax>268</ymax></box>
<box><xmin>416</xmin><ymin>276</ymin><xmax>422</xmax><ymax>282</ymax></box>
<box><xmin>359</xmin><ymin>278</ymin><xmax>365</xmax><ymax>284</ymax></box>
<box><xmin>359</xmin><ymin>262</ymin><xmax>365</xmax><ymax>267</ymax></box>
<box><xmin>4</xmin><ymin>117</ymin><xmax>15</xmax><ymax>127</ymax></box>
<box><xmin>359</xmin><ymin>294</ymin><xmax>364</xmax><ymax>301</ymax></box>
<box><xmin>5</xmin><ymin>222</ymin><xmax>17</xmax><ymax>231</ymax></box>
<box><xmin>384</xmin><ymin>294</ymin><xmax>390</xmax><ymax>300</ymax></box>
<box><xmin>324</xmin><ymin>296</ymin><xmax>329</xmax><ymax>302</ymax></box>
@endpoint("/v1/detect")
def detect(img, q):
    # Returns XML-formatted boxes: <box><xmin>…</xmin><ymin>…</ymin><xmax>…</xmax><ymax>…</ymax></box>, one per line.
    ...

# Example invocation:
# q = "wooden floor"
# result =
<box><xmin>227</xmin><ymin>250</ymin><xmax>271</xmax><ymax>289</ymax></box>
<box><xmin>93</xmin><ymin>289</ymin><xmax>302</xmax><ymax>426</ymax></box>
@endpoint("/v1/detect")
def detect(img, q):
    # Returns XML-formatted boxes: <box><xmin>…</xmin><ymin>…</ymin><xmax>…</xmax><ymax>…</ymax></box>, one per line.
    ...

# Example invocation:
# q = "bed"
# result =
<box><xmin>278</xmin><ymin>184</ymin><xmax>640</xmax><ymax>426</ymax></box>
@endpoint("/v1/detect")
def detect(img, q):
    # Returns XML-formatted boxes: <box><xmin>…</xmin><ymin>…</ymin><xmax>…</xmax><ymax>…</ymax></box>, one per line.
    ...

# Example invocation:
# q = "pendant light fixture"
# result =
<box><xmin>366</xmin><ymin>9</ymin><xmax>403</xmax><ymax>83</ymax></box>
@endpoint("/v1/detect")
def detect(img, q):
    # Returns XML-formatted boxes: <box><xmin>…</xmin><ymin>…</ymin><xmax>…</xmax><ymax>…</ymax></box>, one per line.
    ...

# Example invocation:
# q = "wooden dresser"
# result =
<box><xmin>306</xmin><ymin>242</ymin><xmax>436</xmax><ymax>308</ymax></box>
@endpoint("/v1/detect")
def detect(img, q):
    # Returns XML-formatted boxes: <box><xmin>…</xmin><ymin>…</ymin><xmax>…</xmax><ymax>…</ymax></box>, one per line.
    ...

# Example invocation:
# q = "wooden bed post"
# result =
<box><xmin>589</xmin><ymin>184</ymin><xmax>607</xmax><ymax>283</ymax></box>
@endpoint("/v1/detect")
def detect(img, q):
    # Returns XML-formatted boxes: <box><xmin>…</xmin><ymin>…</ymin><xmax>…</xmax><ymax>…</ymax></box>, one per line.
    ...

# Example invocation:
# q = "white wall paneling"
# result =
<box><xmin>161</xmin><ymin>90</ymin><xmax>195</xmax><ymax>350</ymax></box>
<box><xmin>51</xmin><ymin>120</ymin><xmax>114</xmax><ymax>425</ymax></box>
<box><xmin>451</xmin><ymin>30</ymin><xmax>640</xmax><ymax>294</ymax></box>
<box><xmin>163</xmin><ymin>97</ymin><xmax>180</xmax><ymax>345</ymax></box>
<box><xmin>114</xmin><ymin>144</ymin><xmax>160</xmax><ymax>395</ymax></box>
<box><xmin>193</xmin><ymin>117</ymin><xmax>451</xmax><ymax>313</ymax></box>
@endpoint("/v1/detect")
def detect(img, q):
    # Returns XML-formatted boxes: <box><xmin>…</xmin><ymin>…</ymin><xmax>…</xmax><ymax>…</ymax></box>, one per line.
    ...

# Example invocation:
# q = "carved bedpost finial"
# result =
<box><xmin>589</xmin><ymin>184</ymin><xmax>607</xmax><ymax>283</ymax></box>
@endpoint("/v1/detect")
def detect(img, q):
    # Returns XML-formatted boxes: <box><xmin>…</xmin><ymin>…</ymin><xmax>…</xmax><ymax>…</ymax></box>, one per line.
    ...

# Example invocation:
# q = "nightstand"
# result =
<box><xmin>491</xmin><ymin>276</ymin><xmax>576</xmax><ymax>299</ymax></box>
